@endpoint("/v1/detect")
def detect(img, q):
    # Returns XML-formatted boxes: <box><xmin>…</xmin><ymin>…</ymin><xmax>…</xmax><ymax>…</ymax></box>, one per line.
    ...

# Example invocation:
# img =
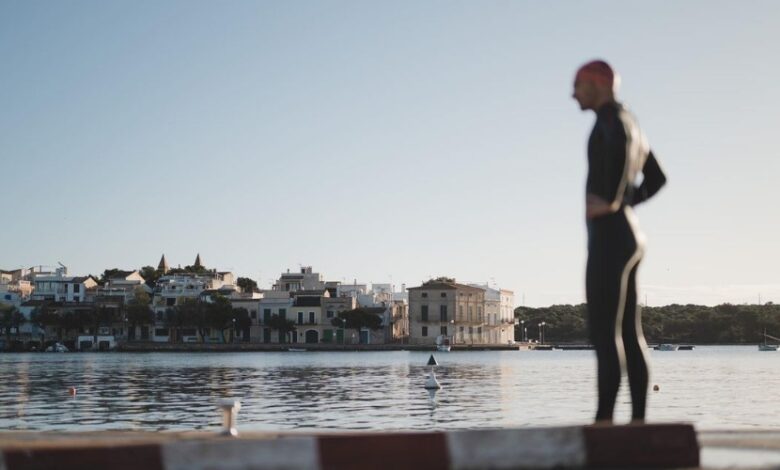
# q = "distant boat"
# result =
<box><xmin>288</xmin><ymin>348</ymin><xmax>307</xmax><ymax>352</ymax></box>
<box><xmin>45</xmin><ymin>342</ymin><xmax>68</xmax><ymax>353</ymax></box>
<box><xmin>655</xmin><ymin>344</ymin><xmax>679</xmax><ymax>351</ymax></box>
<box><xmin>435</xmin><ymin>335</ymin><xmax>451</xmax><ymax>352</ymax></box>
<box><xmin>759</xmin><ymin>330</ymin><xmax>779</xmax><ymax>352</ymax></box>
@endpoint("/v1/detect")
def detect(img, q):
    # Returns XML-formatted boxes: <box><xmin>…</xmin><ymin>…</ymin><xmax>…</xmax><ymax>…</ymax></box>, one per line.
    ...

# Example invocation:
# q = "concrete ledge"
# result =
<box><xmin>0</xmin><ymin>424</ymin><xmax>698</xmax><ymax>469</ymax></box>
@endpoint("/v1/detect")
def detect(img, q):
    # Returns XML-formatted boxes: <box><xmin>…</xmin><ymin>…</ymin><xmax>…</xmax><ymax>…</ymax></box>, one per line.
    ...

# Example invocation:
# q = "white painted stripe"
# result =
<box><xmin>161</xmin><ymin>436</ymin><xmax>320</xmax><ymax>470</ymax></box>
<box><xmin>446</xmin><ymin>427</ymin><xmax>586</xmax><ymax>469</ymax></box>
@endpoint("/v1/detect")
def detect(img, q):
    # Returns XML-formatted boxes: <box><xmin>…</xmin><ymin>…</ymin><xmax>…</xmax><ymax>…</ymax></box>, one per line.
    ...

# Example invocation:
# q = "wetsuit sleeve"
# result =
<box><xmin>631</xmin><ymin>150</ymin><xmax>666</xmax><ymax>205</ymax></box>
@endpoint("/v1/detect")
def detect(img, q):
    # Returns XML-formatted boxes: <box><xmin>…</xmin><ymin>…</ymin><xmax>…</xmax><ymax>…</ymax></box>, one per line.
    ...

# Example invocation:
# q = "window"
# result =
<box><xmin>478</xmin><ymin>327</ymin><xmax>482</xmax><ymax>334</ymax></box>
<box><xmin>459</xmin><ymin>305</ymin><xmax>463</xmax><ymax>317</ymax></box>
<box><xmin>263</xmin><ymin>309</ymin><xmax>271</xmax><ymax>324</ymax></box>
<box><xmin>439</xmin><ymin>305</ymin><xmax>447</xmax><ymax>322</ymax></box>
<box><xmin>298</xmin><ymin>312</ymin><xmax>304</xmax><ymax>325</ymax></box>
<box><xmin>469</xmin><ymin>327</ymin><xmax>473</xmax><ymax>334</ymax></box>
<box><xmin>73</xmin><ymin>284</ymin><xmax>80</xmax><ymax>293</ymax></box>
<box><xmin>156</xmin><ymin>312</ymin><xmax>163</xmax><ymax>321</ymax></box>
<box><xmin>440</xmin><ymin>326</ymin><xmax>447</xmax><ymax>335</ymax></box>
<box><xmin>422</xmin><ymin>326</ymin><xmax>428</xmax><ymax>337</ymax></box>
<box><xmin>309</xmin><ymin>312</ymin><xmax>315</xmax><ymax>324</ymax></box>
<box><xmin>279</xmin><ymin>308</ymin><xmax>286</xmax><ymax>320</ymax></box>
<box><xmin>440</xmin><ymin>292</ymin><xmax>446</xmax><ymax>298</ymax></box>
<box><xmin>468</xmin><ymin>306</ymin><xmax>473</xmax><ymax>321</ymax></box>
<box><xmin>422</xmin><ymin>292</ymin><xmax>428</xmax><ymax>298</ymax></box>
<box><xmin>459</xmin><ymin>326</ymin><xmax>464</xmax><ymax>333</ymax></box>
<box><xmin>251</xmin><ymin>310</ymin><xmax>257</xmax><ymax>319</ymax></box>
<box><xmin>155</xmin><ymin>328</ymin><xmax>169</xmax><ymax>336</ymax></box>
<box><xmin>167</xmin><ymin>298</ymin><xmax>176</xmax><ymax>306</ymax></box>
<box><xmin>326</xmin><ymin>310</ymin><xmax>334</xmax><ymax>318</ymax></box>
<box><xmin>421</xmin><ymin>305</ymin><xmax>428</xmax><ymax>322</ymax></box>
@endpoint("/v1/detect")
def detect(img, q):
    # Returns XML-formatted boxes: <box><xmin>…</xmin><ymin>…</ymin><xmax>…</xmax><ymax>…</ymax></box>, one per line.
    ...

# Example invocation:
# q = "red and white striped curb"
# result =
<box><xmin>0</xmin><ymin>424</ymin><xmax>698</xmax><ymax>469</ymax></box>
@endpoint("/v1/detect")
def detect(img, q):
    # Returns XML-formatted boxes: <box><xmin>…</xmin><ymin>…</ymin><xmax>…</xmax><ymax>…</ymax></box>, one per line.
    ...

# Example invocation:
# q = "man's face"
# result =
<box><xmin>572</xmin><ymin>78</ymin><xmax>596</xmax><ymax>111</ymax></box>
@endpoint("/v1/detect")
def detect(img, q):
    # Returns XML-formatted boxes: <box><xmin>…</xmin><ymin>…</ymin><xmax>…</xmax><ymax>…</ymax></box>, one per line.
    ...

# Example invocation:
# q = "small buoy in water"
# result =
<box><xmin>427</xmin><ymin>354</ymin><xmax>438</xmax><ymax>366</ymax></box>
<box><xmin>68</xmin><ymin>387</ymin><xmax>77</xmax><ymax>396</ymax></box>
<box><xmin>424</xmin><ymin>371</ymin><xmax>442</xmax><ymax>390</ymax></box>
<box><xmin>653</xmin><ymin>384</ymin><xmax>660</xmax><ymax>392</ymax></box>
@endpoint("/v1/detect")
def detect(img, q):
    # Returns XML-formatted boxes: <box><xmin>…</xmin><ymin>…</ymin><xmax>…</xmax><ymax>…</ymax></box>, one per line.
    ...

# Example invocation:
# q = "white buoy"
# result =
<box><xmin>424</xmin><ymin>370</ymin><xmax>442</xmax><ymax>390</ymax></box>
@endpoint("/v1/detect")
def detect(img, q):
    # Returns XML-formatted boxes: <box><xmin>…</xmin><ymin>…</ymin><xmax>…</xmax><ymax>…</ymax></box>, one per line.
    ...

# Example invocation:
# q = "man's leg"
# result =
<box><xmin>622</xmin><ymin>262</ymin><xmax>649</xmax><ymax>421</ymax></box>
<box><xmin>587</xmin><ymin>254</ymin><xmax>622</xmax><ymax>423</ymax></box>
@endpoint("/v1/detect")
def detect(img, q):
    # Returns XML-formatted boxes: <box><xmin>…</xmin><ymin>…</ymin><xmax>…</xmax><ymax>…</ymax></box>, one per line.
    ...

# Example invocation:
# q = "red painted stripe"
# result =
<box><xmin>3</xmin><ymin>444</ymin><xmax>164</xmax><ymax>470</ymax></box>
<box><xmin>318</xmin><ymin>433</ymin><xmax>450</xmax><ymax>470</ymax></box>
<box><xmin>583</xmin><ymin>423</ymin><xmax>699</xmax><ymax>468</ymax></box>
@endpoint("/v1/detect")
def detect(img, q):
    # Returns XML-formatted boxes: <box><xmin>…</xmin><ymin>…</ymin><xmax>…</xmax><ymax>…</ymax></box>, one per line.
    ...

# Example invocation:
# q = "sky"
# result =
<box><xmin>2</xmin><ymin>1</ymin><xmax>779</xmax><ymax>307</ymax></box>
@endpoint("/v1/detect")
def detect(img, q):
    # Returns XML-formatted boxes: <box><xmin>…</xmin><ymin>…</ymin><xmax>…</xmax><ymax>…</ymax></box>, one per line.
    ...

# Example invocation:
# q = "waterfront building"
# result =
<box><xmin>0</xmin><ymin>268</ymin><xmax>33</xmax><ymax>302</ymax></box>
<box><xmin>470</xmin><ymin>284</ymin><xmax>517</xmax><ymax>344</ymax></box>
<box><xmin>290</xmin><ymin>290</ymin><xmax>327</xmax><ymax>344</ymax></box>
<box><xmin>272</xmin><ymin>266</ymin><xmax>325</xmax><ymax>292</ymax></box>
<box><xmin>257</xmin><ymin>290</ymin><xmax>294</xmax><ymax>343</ymax></box>
<box><xmin>30</xmin><ymin>265</ymin><xmax>98</xmax><ymax>303</ymax></box>
<box><xmin>150</xmin><ymin>269</ymin><xmax>236</xmax><ymax>343</ymax></box>
<box><xmin>408</xmin><ymin>278</ymin><xmax>486</xmax><ymax>346</ymax></box>
<box><xmin>94</xmin><ymin>270</ymin><xmax>150</xmax><ymax>304</ymax></box>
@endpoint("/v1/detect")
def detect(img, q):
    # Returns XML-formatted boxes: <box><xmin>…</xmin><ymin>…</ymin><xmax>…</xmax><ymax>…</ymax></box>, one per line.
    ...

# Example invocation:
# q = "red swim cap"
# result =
<box><xmin>575</xmin><ymin>60</ymin><xmax>615</xmax><ymax>88</ymax></box>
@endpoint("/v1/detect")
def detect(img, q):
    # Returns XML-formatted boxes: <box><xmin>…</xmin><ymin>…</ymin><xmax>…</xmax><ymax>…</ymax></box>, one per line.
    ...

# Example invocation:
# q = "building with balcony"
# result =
<box><xmin>408</xmin><ymin>278</ymin><xmax>487</xmax><ymax>346</ymax></box>
<box><xmin>30</xmin><ymin>267</ymin><xmax>98</xmax><ymax>303</ymax></box>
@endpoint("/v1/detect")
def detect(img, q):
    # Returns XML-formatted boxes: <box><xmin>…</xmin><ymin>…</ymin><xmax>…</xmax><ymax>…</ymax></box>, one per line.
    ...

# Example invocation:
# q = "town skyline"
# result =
<box><xmin>3</xmin><ymin>1</ymin><xmax>779</xmax><ymax>307</ymax></box>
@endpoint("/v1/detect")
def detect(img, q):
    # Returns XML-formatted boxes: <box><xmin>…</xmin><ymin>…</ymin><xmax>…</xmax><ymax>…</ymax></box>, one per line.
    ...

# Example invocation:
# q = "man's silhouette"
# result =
<box><xmin>573</xmin><ymin>60</ymin><xmax>667</xmax><ymax>423</ymax></box>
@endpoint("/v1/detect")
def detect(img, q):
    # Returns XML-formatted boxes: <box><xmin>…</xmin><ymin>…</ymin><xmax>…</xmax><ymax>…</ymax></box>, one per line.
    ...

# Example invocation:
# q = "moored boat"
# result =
<box><xmin>759</xmin><ymin>329</ymin><xmax>780</xmax><ymax>351</ymax></box>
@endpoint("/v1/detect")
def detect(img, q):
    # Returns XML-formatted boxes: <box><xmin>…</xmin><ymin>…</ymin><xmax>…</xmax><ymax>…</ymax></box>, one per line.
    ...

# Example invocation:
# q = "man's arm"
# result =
<box><xmin>631</xmin><ymin>150</ymin><xmax>667</xmax><ymax>205</ymax></box>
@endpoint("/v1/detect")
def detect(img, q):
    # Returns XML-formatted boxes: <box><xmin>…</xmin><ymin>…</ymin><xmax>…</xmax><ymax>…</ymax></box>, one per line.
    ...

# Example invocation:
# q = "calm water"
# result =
<box><xmin>0</xmin><ymin>347</ymin><xmax>777</xmax><ymax>432</ymax></box>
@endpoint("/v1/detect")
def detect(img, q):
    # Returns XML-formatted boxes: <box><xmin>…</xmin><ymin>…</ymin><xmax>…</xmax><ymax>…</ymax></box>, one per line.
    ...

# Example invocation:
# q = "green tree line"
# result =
<box><xmin>515</xmin><ymin>303</ymin><xmax>780</xmax><ymax>344</ymax></box>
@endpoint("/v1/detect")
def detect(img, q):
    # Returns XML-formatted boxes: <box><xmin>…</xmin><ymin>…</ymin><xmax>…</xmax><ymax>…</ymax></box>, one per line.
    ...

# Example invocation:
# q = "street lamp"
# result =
<box><xmin>520</xmin><ymin>320</ymin><xmax>525</xmax><ymax>342</ymax></box>
<box><xmin>232</xmin><ymin>318</ymin><xmax>236</xmax><ymax>343</ymax></box>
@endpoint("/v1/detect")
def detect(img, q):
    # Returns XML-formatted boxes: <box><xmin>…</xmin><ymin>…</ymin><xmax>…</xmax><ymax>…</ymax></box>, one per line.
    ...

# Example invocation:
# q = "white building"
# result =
<box><xmin>470</xmin><ymin>284</ymin><xmax>516</xmax><ymax>345</ymax></box>
<box><xmin>272</xmin><ymin>266</ymin><xmax>325</xmax><ymax>292</ymax></box>
<box><xmin>30</xmin><ymin>266</ymin><xmax>98</xmax><ymax>303</ymax></box>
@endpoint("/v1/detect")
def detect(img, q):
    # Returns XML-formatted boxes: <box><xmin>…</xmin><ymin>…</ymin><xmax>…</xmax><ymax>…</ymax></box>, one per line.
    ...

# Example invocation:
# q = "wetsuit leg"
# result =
<box><xmin>621</xmin><ymin>261</ymin><xmax>649</xmax><ymax>421</ymax></box>
<box><xmin>586</xmin><ymin>248</ymin><xmax>623</xmax><ymax>422</ymax></box>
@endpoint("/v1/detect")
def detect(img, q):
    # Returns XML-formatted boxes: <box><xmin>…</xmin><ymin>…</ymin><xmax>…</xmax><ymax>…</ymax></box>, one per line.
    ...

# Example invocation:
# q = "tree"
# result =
<box><xmin>31</xmin><ymin>302</ymin><xmax>63</xmax><ymax>342</ymax></box>
<box><xmin>268</xmin><ymin>314</ymin><xmax>296</xmax><ymax>344</ymax></box>
<box><xmin>139</xmin><ymin>266</ymin><xmax>162</xmax><ymax>286</ymax></box>
<box><xmin>99</xmin><ymin>268</ymin><xmax>123</xmax><ymax>286</ymax></box>
<box><xmin>236</xmin><ymin>277</ymin><xmax>258</xmax><ymax>293</ymax></box>
<box><xmin>174</xmin><ymin>299</ymin><xmax>207</xmax><ymax>342</ymax></box>
<box><xmin>331</xmin><ymin>308</ymin><xmax>383</xmax><ymax>343</ymax></box>
<box><xmin>205</xmin><ymin>296</ymin><xmax>233</xmax><ymax>343</ymax></box>
<box><xmin>0</xmin><ymin>305</ymin><xmax>25</xmax><ymax>346</ymax></box>
<box><xmin>126</xmin><ymin>287</ymin><xmax>154</xmax><ymax>341</ymax></box>
<box><xmin>232</xmin><ymin>308</ymin><xmax>251</xmax><ymax>342</ymax></box>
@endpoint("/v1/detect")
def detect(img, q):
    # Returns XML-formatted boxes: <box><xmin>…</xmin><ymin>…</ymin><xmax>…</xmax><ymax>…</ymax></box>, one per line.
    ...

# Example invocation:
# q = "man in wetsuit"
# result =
<box><xmin>572</xmin><ymin>60</ymin><xmax>667</xmax><ymax>423</ymax></box>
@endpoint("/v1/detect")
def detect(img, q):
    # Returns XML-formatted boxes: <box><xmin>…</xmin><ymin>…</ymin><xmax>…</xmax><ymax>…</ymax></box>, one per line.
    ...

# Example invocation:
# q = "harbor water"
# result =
<box><xmin>0</xmin><ymin>346</ymin><xmax>777</xmax><ymax>432</ymax></box>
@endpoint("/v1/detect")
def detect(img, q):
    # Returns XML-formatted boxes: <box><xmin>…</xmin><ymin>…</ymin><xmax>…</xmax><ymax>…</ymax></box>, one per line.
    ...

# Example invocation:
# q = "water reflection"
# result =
<box><xmin>1</xmin><ymin>348</ymin><xmax>779</xmax><ymax>431</ymax></box>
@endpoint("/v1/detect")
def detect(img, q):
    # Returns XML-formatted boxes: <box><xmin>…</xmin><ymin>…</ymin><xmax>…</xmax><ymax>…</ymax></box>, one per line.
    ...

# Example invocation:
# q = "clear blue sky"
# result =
<box><xmin>2</xmin><ymin>1</ymin><xmax>778</xmax><ymax>306</ymax></box>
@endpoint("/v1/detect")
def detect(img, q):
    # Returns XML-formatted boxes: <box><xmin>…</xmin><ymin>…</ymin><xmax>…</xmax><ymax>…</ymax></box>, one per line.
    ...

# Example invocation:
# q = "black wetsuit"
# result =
<box><xmin>585</xmin><ymin>101</ymin><xmax>666</xmax><ymax>422</ymax></box>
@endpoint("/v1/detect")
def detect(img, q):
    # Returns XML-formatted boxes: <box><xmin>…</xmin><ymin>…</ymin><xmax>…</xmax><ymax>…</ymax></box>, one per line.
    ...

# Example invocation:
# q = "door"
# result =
<box><xmin>305</xmin><ymin>330</ymin><xmax>319</xmax><ymax>344</ymax></box>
